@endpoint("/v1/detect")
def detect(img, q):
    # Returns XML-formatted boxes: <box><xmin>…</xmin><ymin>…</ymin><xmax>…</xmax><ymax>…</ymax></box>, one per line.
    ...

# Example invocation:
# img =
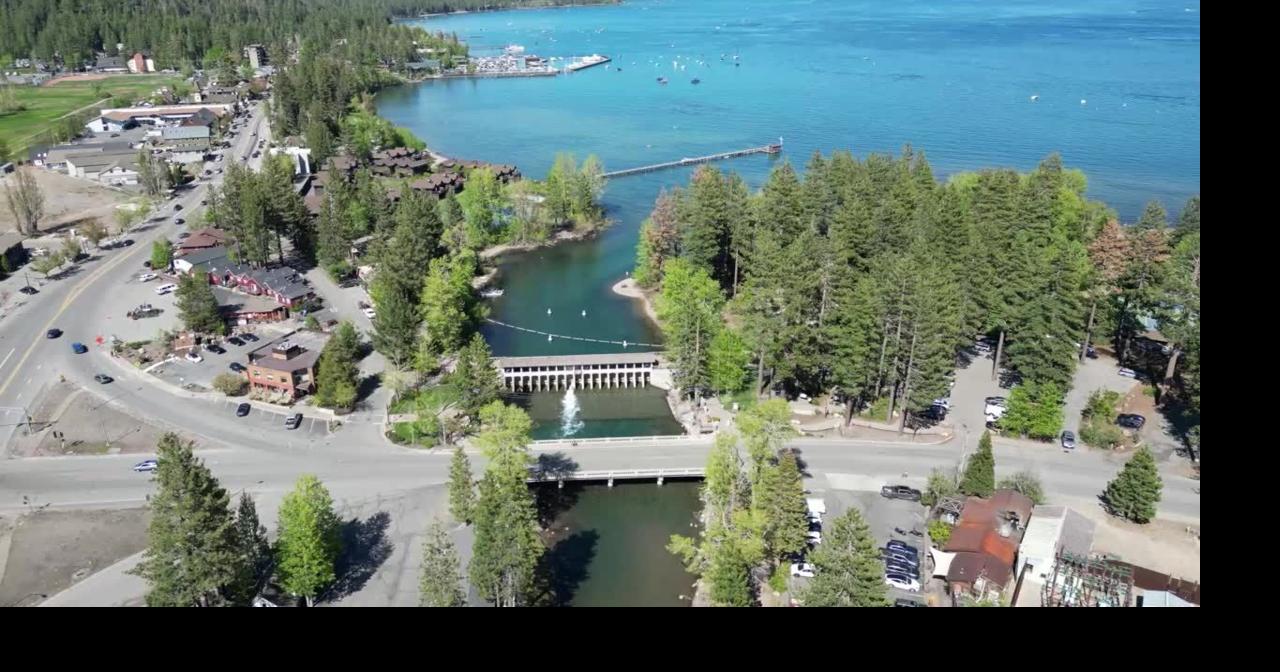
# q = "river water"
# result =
<box><xmin>535</xmin><ymin>480</ymin><xmax>701</xmax><ymax>606</ymax></box>
<box><xmin>378</xmin><ymin>0</ymin><xmax>1200</xmax><ymax>438</ymax></box>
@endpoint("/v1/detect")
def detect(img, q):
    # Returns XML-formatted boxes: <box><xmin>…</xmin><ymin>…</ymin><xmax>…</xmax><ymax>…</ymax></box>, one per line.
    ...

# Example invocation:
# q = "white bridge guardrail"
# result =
<box><xmin>527</xmin><ymin>467</ymin><xmax>705</xmax><ymax>483</ymax></box>
<box><xmin>530</xmin><ymin>434</ymin><xmax>709</xmax><ymax>446</ymax></box>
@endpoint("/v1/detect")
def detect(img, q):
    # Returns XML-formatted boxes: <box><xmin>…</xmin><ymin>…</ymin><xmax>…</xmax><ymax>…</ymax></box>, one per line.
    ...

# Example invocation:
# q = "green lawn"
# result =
<box><xmin>0</xmin><ymin>74</ymin><xmax>183</xmax><ymax>153</ymax></box>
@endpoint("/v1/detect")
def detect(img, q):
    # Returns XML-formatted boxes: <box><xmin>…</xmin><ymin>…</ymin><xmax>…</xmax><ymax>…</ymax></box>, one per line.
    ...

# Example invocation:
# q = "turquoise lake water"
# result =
<box><xmin>378</xmin><ymin>0</ymin><xmax>1200</xmax><ymax>436</ymax></box>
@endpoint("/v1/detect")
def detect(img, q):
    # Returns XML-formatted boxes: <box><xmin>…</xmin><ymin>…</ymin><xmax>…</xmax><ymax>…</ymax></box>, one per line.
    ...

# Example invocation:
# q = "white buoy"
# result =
<box><xmin>548</xmin><ymin>334</ymin><xmax>553</xmax><ymax>341</ymax></box>
<box><xmin>622</xmin><ymin>340</ymin><xmax>628</xmax><ymax>348</ymax></box>
<box><xmin>547</xmin><ymin>308</ymin><xmax>552</xmax><ymax>315</ymax></box>
<box><xmin>582</xmin><ymin>310</ymin><xmax>587</xmax><ymax>317</ymax></box>
<box><xmin>1080</xmin><ymin>98</ymin><xmax>1087</xmax><ymax>105</ymax></box>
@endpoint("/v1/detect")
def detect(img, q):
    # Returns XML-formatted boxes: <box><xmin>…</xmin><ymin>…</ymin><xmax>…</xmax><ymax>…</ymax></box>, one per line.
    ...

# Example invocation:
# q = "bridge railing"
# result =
<box><xmin>530</xmin><ymin>434</ymin><xmax>710</xmax><ymax>446</ymax></box>
<box><xmin>527</xmin><ymin>467</ymin><xmax>706</xmax><ymax>483</ymax></box>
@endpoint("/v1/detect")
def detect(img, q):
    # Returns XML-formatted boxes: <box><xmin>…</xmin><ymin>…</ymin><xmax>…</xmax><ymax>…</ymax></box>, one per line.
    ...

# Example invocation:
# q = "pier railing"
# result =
<box><xmin>602</xmin><ymin>141</ymin><xmax>783</xmax><ymax>179</ymax></box>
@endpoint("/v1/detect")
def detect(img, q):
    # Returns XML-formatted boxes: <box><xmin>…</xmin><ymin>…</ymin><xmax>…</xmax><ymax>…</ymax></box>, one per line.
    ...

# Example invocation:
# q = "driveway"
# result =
<box><xmin>1062</xmin><ymin>355</ymin><xmax>1139</xmax><ymax>435</ymax></box>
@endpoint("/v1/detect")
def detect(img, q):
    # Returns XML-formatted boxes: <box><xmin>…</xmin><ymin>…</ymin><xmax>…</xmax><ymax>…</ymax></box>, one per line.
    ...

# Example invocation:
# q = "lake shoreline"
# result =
<box><xmin>611</xmin><ymin>277</ymin><xmax>659</xmax><ymax>326</ymax></box>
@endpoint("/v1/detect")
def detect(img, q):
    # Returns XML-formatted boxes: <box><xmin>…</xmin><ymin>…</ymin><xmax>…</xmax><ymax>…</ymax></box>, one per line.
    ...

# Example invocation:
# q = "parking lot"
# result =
<box><xmin>210</xmin><ymin>398</ymin><xmax>330</xmax><ymax>439</ymax></box>
<box><xmin>149</xmin><ymin>332</ymin><xmax>260</xmax><ymax>390</ymax></box>
<box><xmin>90</xmin><ymin>269</ymin><xmax>183</xmax><ymax>343</ymax></box>
<box><xmin>793</xmin><ymin>470</ymin><xmax>932</xmax><ymax>606</ymax></box>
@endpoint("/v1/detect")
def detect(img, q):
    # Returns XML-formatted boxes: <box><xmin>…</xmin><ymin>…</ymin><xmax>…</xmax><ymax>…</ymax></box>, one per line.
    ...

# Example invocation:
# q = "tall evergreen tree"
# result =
<box><xmin>468</xmin><ymin>402</ymin><xmax>542</xmax><ymax>607</ymax></box>
<box><xmin>448</xmin><ymin>446</ymin><xmax>476</xmax><ymax>524</ymax></box>
<box><xmin>275</xmin><ymin>474</ymin><xmax>342</xmax><ymax>607</ymax></box>
<box><xmin>371</xmin><ymin>286</ymin><xmax>420</xmax><ymax>369</ymax></box>
<box><xmin>801</xmin><ymin>508</ymin><xmax>889</xmax><ymax>607</ymax></box>
<box><xmin>227</xmin><ymin>492</ymin><xmax>272</xmax><ymax>606</ymax></box>
<box><xmin>960</xmin><ymin>430</ymin><xmax>996</xmax><ymax>497</ymax></box>
<box><xmin>315</xmin><ymin>321</ymin><xmax>360</xmax><ymax>411</ymax></box>
<box><xmin>452</xmin><ymin>333</ymin><xmax>502</xmax><ymax>417</ymax></box>
<box><xmin>130</xmin><ymin>433</ymin><xmax>238</xmax><ymax>607</ymax></box>
<box><xmin>175</xmin><ymin>272</ymin><xmax>225</xmax><ymax>335</ymax></box>
<box><xmin>655</xmin><ymin>258</ymin><xmax>725</xmax><ymax>398</ymax></box>
<box><xmin>419</xmin><ymin>519</ymin><xmax>466</xmax><ymax>607</ymax></box>
<box><xmin>1103</xmin><ymin>447</ymin><xmax>1163</xmax><ymax>524</ymax></box>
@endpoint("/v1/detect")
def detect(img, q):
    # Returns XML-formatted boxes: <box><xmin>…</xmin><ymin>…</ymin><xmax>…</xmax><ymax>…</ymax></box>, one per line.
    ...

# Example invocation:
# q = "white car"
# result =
<box><xmin>790</xmin><ymin>563</ymin><xmax>816</xmax><ymax>578</ymax></box>
<box><xmin>132</xmin><ymin>459</ymin><xmax>158</xmax><ymax>472</ymax></box>
<box><xmin>185</xmin><ymin>351</ymin><xmax>203</xmax><ymax>363</ymax></box>
<box><xmin>984</xmin><ymin>404</ymin><xmax>1006</xmax><ymax>419</ymax></box>
<box><xmin>138</xmin><ymin>272</ymin><xmax>158</xmax><ymax>282</ymax></box>
<box><xmin>932</xmin><ymin>397</ymin><xmax>950</xmax><ymax>409</ymax></box>
<box><xmin>155</xmin><ymin>283</ymin><xmax>178</xmax><ymax>295</ymax></box>
<box><xmin>885</xmin><ymin>574</ymin><xmax>921</xmax><ymax>592</ymax></box>
<box><xmin>1118</xmin><ymin>367</ymin><xmax>1137</xmax><ymax>378</ymax></box>
<box><xmin>362</xmin><ymin>307</ymin><xmax>376</xmax><ymax>319</ymax></box>
<box><xmin>806</xmin><ymin>530</ymin><xmax>823</xmax><ymax>545</ymax></box>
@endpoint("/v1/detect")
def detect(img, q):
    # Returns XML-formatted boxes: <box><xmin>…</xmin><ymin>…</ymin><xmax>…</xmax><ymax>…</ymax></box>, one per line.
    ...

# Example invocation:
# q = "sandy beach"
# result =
<box><xmin>612</xmin><ymin>277</ymin><xmax>659</xmax><ymax>326</ymax></box>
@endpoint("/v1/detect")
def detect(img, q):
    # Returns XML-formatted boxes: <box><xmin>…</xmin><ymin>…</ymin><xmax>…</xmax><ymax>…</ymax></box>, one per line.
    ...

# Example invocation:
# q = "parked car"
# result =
<box><xmin>973</xmin><ymin>341</ymin><xmax>993</xmax><ymax>354</ymax></box>
<box><xmin>1061</xmin><ymin>430</ymin><xmax>1076</xmax><ymax>450</ymax></box>
<box><xmin>894</xmin><ymin>598</ymin><xmax>926</xmax><ymax>607</ymax></box>
<box><xmin>45</xmin><ymin>328</ymin><xmax>62</xmax><ymax>338</ymax></box>
<box><xmin>789</xmin><ymin>563</ymin><xmax>816</xmax><ymax>578</ymax></box>
<box><xmin>1118</xmin><ymin>367</ymin><xmax>1137</xmax><ymax>378</ymax></box>
<box><xmin>885</xmin><ymin>541</ymin><xmax>919</xmax><ymax>556</ymax></box>
<box><xmin>880</xmin><ymin>485</ymin><xmax>922</xmax><ymax>502</ymax></box>
<box><xmin>984</xmin><ymin>396</ymin><xmax>1007</xmax><ymax>406</ymax></box>
<box><xmin>143</xmin><ymin>260</ymin><xmax>152</xmax><ymax>269</ymax></box>
<box><xmin>1086</xmin><ymin>344</ymin><xmax>1098</xmax><ymax>358</ymax></box>
<box><xmin>806</xmin><ymin>530</ymin><xmax>823</xmax><ymax>545</ymax></box>
<box><xmin>235</xmin><ymin>402</ymin><xmax>251</xmax><ymax>417</ymax></box>
<box><xmin>173</xmin><ymin>204</ymin><xmax>183</xmax><ymax>211</ymax></box>
<box><xmin>19</xmin><ymin>286</ymin><xmax>38</xmax><ymax>295</ymax></box>
<box><xmin>229</xmin><ymin>362</ymin><xmax>247</xmax><ymax>373</ymax></box>
<box><xmin>93</xmin><ymin>374</ymin><xmax>113</xmax><ymax>384</ymax></box>
<box><xmin>884</xmin><ymin>573</ymin><xmax>921</xmax><ymax>592</ymax></box>
<box><xmin>362</xmin><ymin>307</ymin><xmax>376</xmax><ymax>319</ymax></box>
<box><xmin>1117</xmin><ymin>414</ymin><xmax>1146</xmax><ymax>430</ymax></box>
<box><xmin>185</xmin><ymin>351</ymin><xmax>203</xmax><ymax>363</ymax></box>
<box><xmin>882</xmin><ymin>552</ymin><xmax>919</xmax><ymax>569</ymax></box>
<box><xmin>885</xmin><ymin>562</ymin><xmax>919</xmax><ymax>578</ymax></box>
<box><xmin>241</xmin><ymin>333</ymin><xmax>259</xmax><ymax>342</ymax></box>
<box><xmin>206</xmin><ymin>344</ymin><xmax>226</xmax><ymax>355</ymax></box>
<box><xmin>931</xmin><ymin>397</ymin><xmax>951</xmax><ymax>409</ymax></box>
<box><xmin>155</xmin><ymin>283</ymin><xmax>178</xmax><ymax>295</ymax></box>
<box><xmin>138</xmin><ymin>272</ymin><xmax>158</xmax><ymax>282</ymax></box>
<box><xmin>71</xmin><ymin>342</ymin><xmax>87</xmax><ymax>354</ymax></box>
<box><xmin>175</xmin><ymin>217</ymin><xmax>185</xmax><ymax>225</ymax></box>
<box><xmin>132</xmin><ymin>459</ymin><xmax>158</xmax><ymax>473</ymax></box>
<box><xmin>227</xmin><ymin>336</ymin><xmax>245</xmax><ymax>346</ymax></box>
<box><xmin>177</xmin><ymin>232</ymin><xmax>190</xmax><ymax>239</ymax></box>
<box><xmin>285</xmin><ymin>413</ymin><xmax>303</xmax><ymax>430</ymax></box>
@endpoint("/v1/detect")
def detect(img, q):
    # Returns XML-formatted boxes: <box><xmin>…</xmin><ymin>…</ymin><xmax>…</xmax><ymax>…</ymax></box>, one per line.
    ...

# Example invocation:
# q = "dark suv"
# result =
<box><xmin>1117</xmin><ymin>414</ymin><xmax>1146</xmax><ymax>430</ymax></box>
<box><xmin>881</xmin><ymin>485</ymin><xmax>922</xmax><ymax>502</ymax></box>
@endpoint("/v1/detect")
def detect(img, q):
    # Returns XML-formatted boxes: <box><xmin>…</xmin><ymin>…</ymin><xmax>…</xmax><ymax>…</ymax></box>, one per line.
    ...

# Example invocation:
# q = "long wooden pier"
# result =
<box><xmin>602</xmin><ymin>140</ymin><xmax>783</xmax><ymax>179</ymax></box>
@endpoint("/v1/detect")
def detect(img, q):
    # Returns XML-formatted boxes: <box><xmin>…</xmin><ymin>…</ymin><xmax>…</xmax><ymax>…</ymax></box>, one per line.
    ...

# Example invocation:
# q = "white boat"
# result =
<box><xmin>503</xmin><ymin>44</ymin><xmax>526</xmax><ymax>55</ymax></box>
<box><xmin>481</xmin><ymin>288</ymin><xmax>504</xmax><ymax>298</ymax></box>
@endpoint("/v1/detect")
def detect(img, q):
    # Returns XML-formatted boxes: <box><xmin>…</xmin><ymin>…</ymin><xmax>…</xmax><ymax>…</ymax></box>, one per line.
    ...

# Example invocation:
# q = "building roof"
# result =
<box><xmin>177</xmin><ymin>245</ymin><xmax>230</xmax><ymax>267</ymax></box>
<box><xmin>1112</xmin><ymin>561</ymin><xmax>1201</xmax><ymax>606</ymax></box>
<box><xmin>212</xmin><ymin>285</ymin><xmax>283</xmax><ymax>315</ymax></box>
<box><xmin>1015</xmin><ymin>506</ymin><xmax>1096</xmax><ymax>585</ymax></box>
<box><xmin>177</xmin><ymin>228</ymin><xmax>230</xmax><ymax>251</ymax></box>
<box><xmin>247</xmin><ymin>331</ymin><xmax>328</xmax><ymax>372</ymax></box>
<box><xmin>947</xmin><ymin>551</ymin><xmax>1013</xmax><ymax>588</ymax></box>
<box><xmin>161</xmin><ymin>126</ymin><xmax>211</xmax><ymax>140</ymax></box>
<box><xmin>946</xmin><ymin>527</ymin><xmax>1018</xmax><ymax>567</ymax></box>
<box><xmin>66</xmin><ymin>150</ymin><xmax>141</xmax><ymax>171</ymax></box>
<box><xmin>494</xmin><ymin>352</ymin><xmax>663</xmax><ymax>368</ymax></box>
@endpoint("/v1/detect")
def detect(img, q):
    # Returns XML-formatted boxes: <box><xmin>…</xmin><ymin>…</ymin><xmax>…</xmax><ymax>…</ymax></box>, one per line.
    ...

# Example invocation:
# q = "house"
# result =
<box><xmin>65</xmin><ymin>151</ymin><xmax>141</xmax><ymax>185</ymax></box>
<box><xmin>94</xmin><ymin>54</ymin><xmax>128</xmax><ymax>73</ymax></box>
<box><xmin>245</xmin><ymin>332</ymin><xmax>328</xmax><ymax>400</ymax></box>
<box><xmin>2</xmin><ymin>232</ymin><xmax>30</xmax><ymax>270</ymax></box>
<box><xmin>127</xmin><ymin>52</ymin><xmax>156</xmax><ymax>73</ymax></box>
<box><xmin>176</xmin><ymin>228</ymin><xmax>230</xmax><ymax>255</ymax></box>
<box><xmin>244</xmin><ymin>45</ymin><xmax>269</xmax><ymax>70</ymax></box>
<box><xmin>36</xmin><ymin>140</ymin><xmax>138</xmax><ymax>169</ymax></box>
<box><xmin>1011</xmin><ymin>506</ymin><xmax>1096</xmax><ymax>607</ymax></box>
<box><xmin>933</xmin><ymin>489</ymin><xmax>1034</xmax><ymax>601</ymax></box>
<box><xmin>410</xmin><ymin>171</ymin><xmax>465</xmax><ymax>197</ymax></box>
<box><xmin>172</xmin><ymin>245</ymin><xmax>231</xmax><ymax>275</ymax></box>
<box><xmin>179</xmin><ymin>108</ymin><xmax>219</xmax><ymax>130</ymax></box>
<box><xmin>213</xmin><ymin>286</ymin><xmax>288</xmax><ymax>324</ymax></box>
<box><xmin>160</xmin><ymin>125</ymin><xmax>211</xmax><ymax>153</ymax></box>
<box><xmin>95</xmin><ymin>104</ymin><xmax>234</xmax><ymax>128</ymax></box>
<box><xmin>175</xmin><ymin>245</ymin><xmax>315</xmax><ymax>309</ymax></box>
<box><xmin>84</xmin><ymin>115</ymin><xmax>136</xmax><ymax>134</ymax></box>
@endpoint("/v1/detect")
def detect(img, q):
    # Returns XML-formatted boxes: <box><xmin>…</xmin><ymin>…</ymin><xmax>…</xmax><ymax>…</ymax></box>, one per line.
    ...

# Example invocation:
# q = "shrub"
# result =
<box><xmin>927</xmin><ymin>520</ymin><xmax>953</xmax><ymax>546</ymax></box>
<box><xmin>997</xmin><ymin>470</ymin><xmax>1045</xmax><ymax>505</ymax></box>
<box><xmin>212</xmin><ymin>372</ymin><xmax>248</xmax><ymax>396</ymax></box>
<box><xmin>1083</xmin><ymin>389</ymin><xmax>1121</xmax><ymax>420</ymax></box>
<box><xmin>1080</xmin><ymin>418</ymin><xmax>1125</xmax><ymax>449</ymax></box>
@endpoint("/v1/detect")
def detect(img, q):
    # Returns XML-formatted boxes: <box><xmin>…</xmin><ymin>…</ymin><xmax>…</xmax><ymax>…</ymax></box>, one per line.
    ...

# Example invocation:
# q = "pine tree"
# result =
<box><xmin>227</xmin><ymin>492</ymin><xmax>272</xmax><ymax>606</ymax></box>
<box><xmin>371</xmin><ymin>286</ymin><xmax>420</xmax><ymax>369</ymax></box>
<box><xmin>1104</xmin><ymin>447</ymin><xmax>1163</xmax><ymax>524</ymax></box>
<box><xmin>802</xmin><ymin>508</ymin><xmax>889</xmax><ymax>607</ymax></box>
<box><xmin>468</xmin><ymin>403</ymin><xmax>542</xmax><ymax>606</ymax></box>
<box><xmin>175</xmin><ymin>272</ymin><xmax>225</xmax><ymax>335</ymax></box>
<box><xmin>315</xmin><ymin>321</ymin><xmax>359</xmax><ymax>411</ymax></box>
<box><xmin>453</xmin><ymin>334</ymin><xmax>501</xmax><ymax>417</ymax></box>
<box><xmin>737</xmin><ymin>399</ymin><xmax>795</xmax><ymax>488</ymax></box>
<box><xmin>754</xmin><ymin>450</ymin><xmax>808</xmax><ymax>564</ymax></box>
<box><xmin>130</xmin><ymin>433</ymin><xmax>238</xmax><ymax>607</ymax></box>
<box><xmin>448</xmin><ymin>446</ymin><xmax>475</xmax><ymax>524</ymax></box>
<box><xmin>655</xmin><ymin>258</ymin><xmax>725</xmax><ymax>398</ymax></box>
<box><xmin>276</xmin><ymin>475</ymin><xmax>342</xmax><ymax>607</ymax></box>
<box><xmin>960</xmin><ymin>430</ymin><xmax>996</xmax><ymax>497</ymax></box>
<box><xmin>419</xmin><ymin>519</ymin><xmax>466</xmax><ymax>607</ymax></box>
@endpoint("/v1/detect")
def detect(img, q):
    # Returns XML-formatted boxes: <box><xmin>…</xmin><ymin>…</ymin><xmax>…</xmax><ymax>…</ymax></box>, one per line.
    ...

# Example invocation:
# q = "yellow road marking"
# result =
<box><xmin>0</xmin><ymin>230</ymin><xmax>155</xmax><ymax>397</ymax></box>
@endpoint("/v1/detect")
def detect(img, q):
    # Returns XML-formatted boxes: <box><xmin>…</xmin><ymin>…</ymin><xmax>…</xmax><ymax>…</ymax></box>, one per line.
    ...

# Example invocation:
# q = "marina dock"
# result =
<box><xmin>602</xmin><ymin>140</ymin><xmax>784</xmax><ymax>178</ymax></box>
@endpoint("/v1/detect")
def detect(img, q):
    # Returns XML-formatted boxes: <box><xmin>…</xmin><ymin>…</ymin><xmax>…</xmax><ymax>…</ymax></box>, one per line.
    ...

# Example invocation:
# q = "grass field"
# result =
<box><xmin>0</xmin><ymin>74</ymin><xmax>183</xmax><ymax>154</ymax></box>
